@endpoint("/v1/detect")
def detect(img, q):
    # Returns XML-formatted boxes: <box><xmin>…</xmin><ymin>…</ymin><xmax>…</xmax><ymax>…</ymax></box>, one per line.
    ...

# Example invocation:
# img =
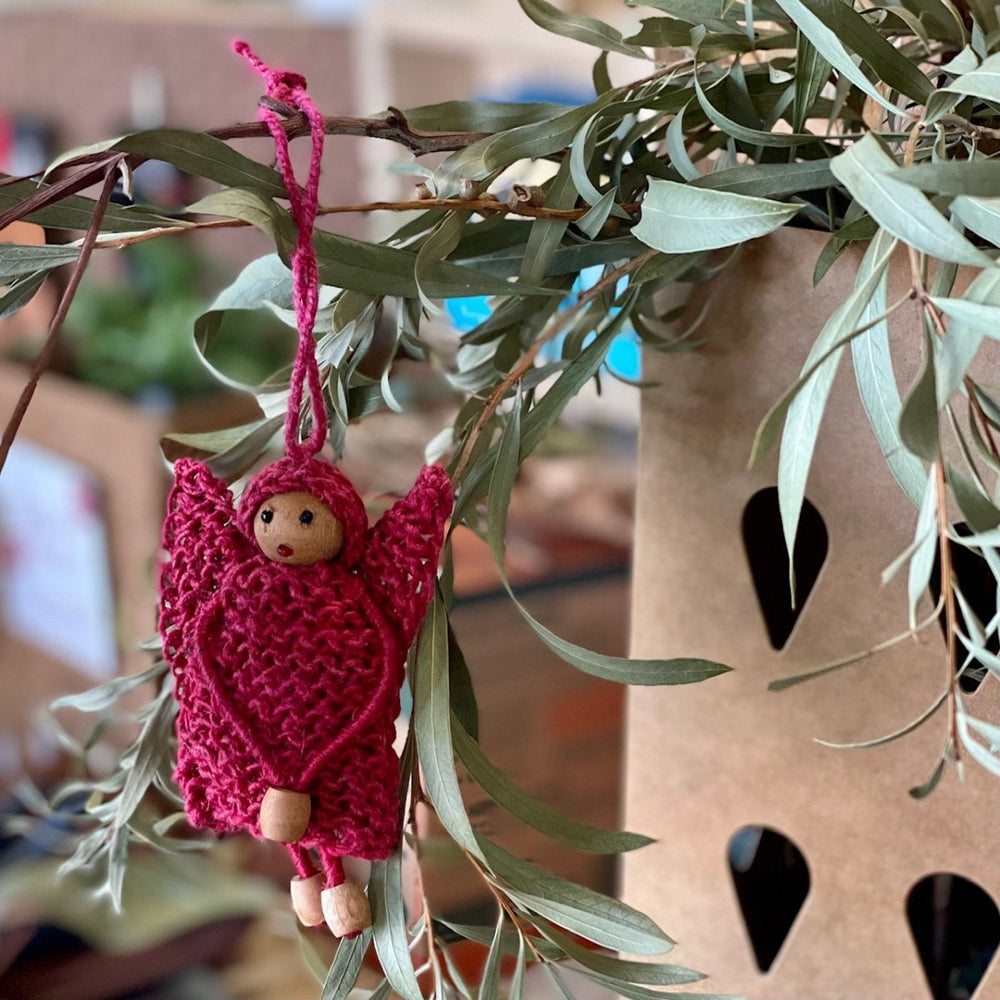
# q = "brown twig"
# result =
<box><xmin>0</xmin><ymin>159</ymin><xmax>123</xmax><ymax>475</ymax></box>
<box><xmin>87</xmin><ymin>198</ymin><xmax>641</xmax><ymax>250</ymax></box>
<box><xmin>208</xmin><ymin>106</ymin><xmax>490</xmax><ymax>156</ymax></box>
<box><xmin>933</xmin><ymin>458</ymin><xmax>961</xmax><ymax>757</ymax></box>
<box><xmin>452</xmin><ymin>247</ymin><xmax>658</xmax><ymax>482</ymax></box>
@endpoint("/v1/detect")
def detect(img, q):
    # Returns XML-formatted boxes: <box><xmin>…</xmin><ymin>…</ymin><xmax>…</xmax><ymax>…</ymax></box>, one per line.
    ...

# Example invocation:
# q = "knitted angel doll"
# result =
<box><xmin>157</xmin><ymin>44</ymin><xmax>453</xmax><ymax>936</ymax></box>
<box><xmin>158</xmin><ymin>456</ymin><xmax>451</xmax><ymax>935</ymax></box>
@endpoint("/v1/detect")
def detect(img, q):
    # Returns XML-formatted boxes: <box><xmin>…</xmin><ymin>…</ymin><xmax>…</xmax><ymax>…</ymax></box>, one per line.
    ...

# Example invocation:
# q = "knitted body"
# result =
<box><xmin>159</xmin><ymin>458</ymin><xmax>452</xmax><ymax>868</ymax></box>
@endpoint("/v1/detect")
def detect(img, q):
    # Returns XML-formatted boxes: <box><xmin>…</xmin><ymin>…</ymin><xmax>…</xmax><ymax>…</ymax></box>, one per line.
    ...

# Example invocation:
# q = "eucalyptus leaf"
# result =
<box><xmin>448</xmin><ymin>623</ymin><xmax>480</xmax><ymax>741</ymax></box>
<box><xmin>518</xmin><ymin>0</ymin><xmax>649</xmax><ymax>58</ymax></box>
<box><xmin>115</xmin><ymin>678</ymin><xmax>177</xmax><ymax>833</ymax></box>
<box><xmin>629</xmin><ymin>0</ymin><xmax>735</xmax><ymax>33</ymax></box>
<box><xmin>772</xmin><ymin>230</ymin><xmax>898</xmax><ymax>570</ymax></box>
<box><xmin>0</xmin><ymin>243</ymin><xmax>79</xmax><ymax>279</ymax></box>
<box><xmin>0</xmin><ymin>271</ymin><xmax>46</xmax><ymax>319</ymax></box>
<box><xmin>830</xmin><ymin>135</ymin><xmax>991</xmax><ymax>267</ymax></box>
<box><xmin>320</xmin><ymin>927</ymin><xmax>372</xmax><ymax>1000</ymax></box>
<box><xmin>370</xmin><ymin>855</ymin><xmax>423</xmax><ymax>1000</ymax></box>
<box><xmin>932</xmin><ymin>269</ymin><xmax>1000</xmax><ymax>405</ymax></box>
<box><xmin>576</xmin><ymin>190</ymin><xmax>622</xmax><ymax>238</ymax></box>
<box><xmin>958</xmin><ymin>711</ymin><xmax>1000</xmax><ymax>775</ymax></box>
<box><xmin>452</xmin><ymin>719</ymin><xmax>654</xmax><ymax>852</ymax></box>
<box><xmin>898</xmin><ymin>330</ymin><xmax>941</xmax><ymax>461</ymax></box>
<box><xmin>533</xmin><ymin>917</ymin><xmax>702</xmax><ymax>985</ymax></box>
<box><xmin>926</xmin><ymin>51</ymin><xmax>1000</xmax><ymax>123</ymax></box>
<box><xmin>413</xmin><ymin>593</ymin><xmax>481</xmax><ymax>856</ymax></box>
<box><xmin>51</xmin><ymin>661</ymin><xmax>167</xmax><ymax>714</ymax></box>
<box><xmin>519</xmin><ymin>307</ymin><xmax>629</xmax><ymax>458</ymax></box>
<box><xmin>792</xmin><ymin>30</ymin><xmax>829</xmax><ymax>131</ymax></box>
<box><xmin>0</xmin><ymin>176</ymin><xmax>177</xmax><ymax>233</ymax></box>
<box><xmin>897</xmin><ymin>159</ymin><xmax>1000</xmax><ymax>198</ymax></box>
<box><xmin>509</xmin><ymin>934</ymin><xmax>528</xmax><ymax>1000</ymax></box>
<box><xmin>478</xmin><ymin>837</ymin><xmax>673</xmax><ymax>955</ymax></box>
<box><xmin>113</xmin><ymin>128</ymin><xmax>286</xmax><ymax>196</ymax></box>
<box><xmin>634</xmin><ymin>179</ymin><xmax>799</xmax><ymax>254</ymax></box>
<box><xmin>692</xmin><ymin>72</ymin><xmax>823</xmax><ymax>148</ymax></box>
<box><xmin>486</xmin><ymin>391</ymin><xmax>522</xmax><ymax>565</ymax></box>
<box><xmin>851</xmin><ymin>268</ymin><xmax>926</xmax><ymax>507</ymax></box>
<box><xmin>910</xmin><ymin>757</ymin><xmax>948</xmax><ymax>798</ymax></box>
<box><xmin>406</xmin><ymin>100</ymin><xmax>572</xmax><ymax>132</ymax></box>
<box><xmin>950</xmin><ymin>464</ymin><xmax>1000</xmax><ymax>532</ymax></box>
<box><xmin>692</xmin><ymin>159</ymin><xmax>834</xmax><ymax>198</ymax></box>
<box><xmin>951</xmin><ymin>194</ymin><xmax>1000</xmax><ymax>246</ymax></box>
<box><xmin>772</xmin><ymin>0</ymin><xmax>926</xmax><ymax>110</ymax></box>
<box><xmin>477</xmin><ymin>913</ymin><xmax>505</xmax><ymax>1000</ymax></box>
<box><xmin>769</xmin><ymin>605</ymin><xmax>941</xmax><ymax>691</ymax></box>
<box><xmin>414</xmin><ymin>210</ymin><xmax>471</xmax><ymax>313</ymax></box>
<box><xmin>665</xmin><ymin>102</ymin><xmax>701</xmax><ymax>183</ymax></box>
<box><xmin>907</xmin><ymin>469</ymin><xmax>940</xmax><ymax>631</ymax></box>
<box><xmin>573</xmin><ymin>972</ymin><xmax>734</xmax><ymax>1000</ymax></box>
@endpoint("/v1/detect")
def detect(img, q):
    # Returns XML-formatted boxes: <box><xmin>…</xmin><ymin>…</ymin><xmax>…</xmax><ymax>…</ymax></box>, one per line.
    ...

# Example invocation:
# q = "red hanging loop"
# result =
<box><xmin>234</xmin><ymin>40</ymin><xmax>328</xmax><ymax>462</ymax></box>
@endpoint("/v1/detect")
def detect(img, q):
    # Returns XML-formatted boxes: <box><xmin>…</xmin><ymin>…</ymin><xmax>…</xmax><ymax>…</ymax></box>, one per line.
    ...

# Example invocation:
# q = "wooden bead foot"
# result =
<box><xmin>321</xmin><ymin>881</ymin><xmax>372</xmax><ymax>937</ymax></box>
<box><xmin>290</xmin><ymin>873</ymin><xmax>325</xmax><ymax>926</ymax></box>
<box><xmin>259</xmin><ymin>787</ymin><xmax>310</xmax><ymax>843</ymax></box>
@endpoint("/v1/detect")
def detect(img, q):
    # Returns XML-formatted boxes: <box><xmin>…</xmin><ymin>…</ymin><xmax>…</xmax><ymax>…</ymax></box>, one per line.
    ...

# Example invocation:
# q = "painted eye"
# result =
<box><xmin>299</xmin><ymin>509</ymin><xmax>314</xmax><ymax>525</ymax></box>
<box><xmin>260</xmin><ymin>509</ymin><xmax>274</xmax><ymax>524</ymax></box>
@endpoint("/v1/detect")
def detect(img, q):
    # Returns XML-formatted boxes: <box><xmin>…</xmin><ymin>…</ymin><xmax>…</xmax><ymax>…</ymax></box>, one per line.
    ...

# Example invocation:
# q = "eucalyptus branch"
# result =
<box><xmin>452</xmin><ymin>246</ymin><xmax>658</xmax><ymax>481</ymax></box>
<box><xmin>468</xmin><ymin>853</ymin><xmax>547</xmax><ymax>965</ymax></box>
<box><xmin>0</xmin><ymin>159</ymin><xmax>123</xmax><ymax>475</ymax></box>
<box><xmin>207</xmin><ymin>105</ymin><xmax>489</xmax><ymax>156</ymax></box>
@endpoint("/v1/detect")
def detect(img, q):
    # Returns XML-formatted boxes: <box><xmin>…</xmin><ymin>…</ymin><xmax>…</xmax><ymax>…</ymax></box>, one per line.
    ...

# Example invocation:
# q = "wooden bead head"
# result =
<box><xmin>253</xmin><ymin>490</ymin><xmax>344</xmax><ymax>565</ymax></box>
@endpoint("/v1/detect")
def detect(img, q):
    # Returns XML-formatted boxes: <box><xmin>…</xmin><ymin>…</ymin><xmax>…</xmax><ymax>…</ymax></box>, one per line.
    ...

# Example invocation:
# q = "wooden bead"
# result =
<box><xmin>290</xmin><ymin>873</ymin><xmax>325</xmax><ymax>926</ymax></box>
<box><xmin>259</xmin><ymin>786</ymin><xmax>311</xmax><ymax>843</ymax></box>
<box><xmin>321</xmin><ymin>881</ymin><xmax>372</xmax><ymax>938</ymax></box>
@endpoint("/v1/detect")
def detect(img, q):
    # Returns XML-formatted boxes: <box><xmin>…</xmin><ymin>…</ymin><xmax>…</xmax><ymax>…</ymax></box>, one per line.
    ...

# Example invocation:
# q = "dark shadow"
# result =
<box><xmin>928</xmin><ymin>523</ymin><xmax>997</xmax><ymax>693</ymax></box>
<box><xmin>728</xmin><ymin>825</ymin><xmax>810</xmax><ymax>973</ymax></box>
<box><xmin>742</xmin><ymin>488</ymin><xmax>828</xmax><ymax>650</ymax></box>
<box><xmin>907</xmin><ymin>872</ymin><xmax>1000</xmax><ymax>999</ymax></box>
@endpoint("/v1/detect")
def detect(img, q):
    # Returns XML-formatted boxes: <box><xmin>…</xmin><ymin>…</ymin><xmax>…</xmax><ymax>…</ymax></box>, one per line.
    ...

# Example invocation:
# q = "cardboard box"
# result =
<box><xmin>623</xmin><ymin>229</ymin><xmax>1000</xmax><ymax>997</ymax></box>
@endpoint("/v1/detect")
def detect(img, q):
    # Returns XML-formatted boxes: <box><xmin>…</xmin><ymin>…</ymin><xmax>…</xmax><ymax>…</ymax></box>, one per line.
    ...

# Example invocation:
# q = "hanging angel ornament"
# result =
<box><xmin>157</xmin><ymin>46</ymin><xmax>452</xmax><ymax>937</ymax></box>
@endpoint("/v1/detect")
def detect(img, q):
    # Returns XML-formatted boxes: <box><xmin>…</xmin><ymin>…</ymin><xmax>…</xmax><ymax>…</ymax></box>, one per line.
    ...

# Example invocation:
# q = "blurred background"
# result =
<box><xmin>0</xmin><ymin>3</ymin><xmax>645</xmax><ymax>998</ymax></box>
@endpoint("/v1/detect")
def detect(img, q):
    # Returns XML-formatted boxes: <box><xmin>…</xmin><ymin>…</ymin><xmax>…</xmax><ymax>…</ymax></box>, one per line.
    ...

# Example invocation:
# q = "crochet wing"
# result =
<box><xmin>361</xmin><ymin>465</ymin><xmax>452</xmax><ymax>648</ymax></box>
<box><xmin>159</xmin><ymin>459</ymin><xmax>249</xmax><ymax>669</ymax></box>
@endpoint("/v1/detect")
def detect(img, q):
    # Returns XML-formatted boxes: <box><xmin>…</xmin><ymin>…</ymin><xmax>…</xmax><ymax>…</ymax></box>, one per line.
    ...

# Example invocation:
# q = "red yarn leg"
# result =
<box><xmin>318</xmin><ymin>848</ymin><xmax>346</xmax><ymax>888</ymax></box>
<box><xmin>286</xmin><ymin>842</ymin><xmax>318</xmax><ymax>880</ymax></box>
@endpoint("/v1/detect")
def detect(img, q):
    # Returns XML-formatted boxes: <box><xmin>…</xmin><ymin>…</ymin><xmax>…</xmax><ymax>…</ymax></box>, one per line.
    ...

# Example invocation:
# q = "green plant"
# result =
<box><xmin>61</xmin><ymin>239</ymin><xmax>294</xmax><ymax>399</ymax></box>
<box><xmin>3</xmin><ymin>0</ymin><xmax>1000</xmax><ymax>995</ymax></box>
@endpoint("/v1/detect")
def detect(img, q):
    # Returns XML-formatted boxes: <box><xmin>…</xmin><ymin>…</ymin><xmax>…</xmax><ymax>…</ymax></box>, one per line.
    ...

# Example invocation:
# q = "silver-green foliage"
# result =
<box><xmin>6</xmin><ymin>0</ymin><xmax>1000</xmax><ymax>994</ymax></box>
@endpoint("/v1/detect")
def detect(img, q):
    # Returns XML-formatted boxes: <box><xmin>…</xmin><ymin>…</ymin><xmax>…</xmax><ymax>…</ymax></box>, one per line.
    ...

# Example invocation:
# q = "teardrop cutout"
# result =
<box><xmin>907</xmin><ymin>872</ymin><xmax>1000</xmax><ymax>999</ymax></box>
<box><xmin>742</xmin><ymin>488</ymin><xmax>829</xmax><ymax>650</ymax></box>
<box><xmin>728</xmin><ymin>825</ymin><xmax>810</xmax><ymax>973</ymax></box>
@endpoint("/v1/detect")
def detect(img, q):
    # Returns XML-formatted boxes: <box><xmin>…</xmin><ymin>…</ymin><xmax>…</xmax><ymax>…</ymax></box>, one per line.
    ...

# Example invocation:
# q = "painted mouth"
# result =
<box><xmin>277</xmin><ymin>544</ymin><xmax>293</xmax><ymax>558</ymax></box>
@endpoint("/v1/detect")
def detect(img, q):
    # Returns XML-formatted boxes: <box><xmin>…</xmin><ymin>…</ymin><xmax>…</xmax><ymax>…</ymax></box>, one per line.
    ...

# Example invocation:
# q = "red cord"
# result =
<box><xmin>234</xmin><ymin>40</ymin><xmax>328</xmax><ymax>461</ymax></box>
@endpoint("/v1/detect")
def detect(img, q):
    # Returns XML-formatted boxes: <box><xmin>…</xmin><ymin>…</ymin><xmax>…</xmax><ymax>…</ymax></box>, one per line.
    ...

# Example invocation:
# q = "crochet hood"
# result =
<box><xmin>237</xmin><ymin>457</ymin><xmax>369</xmax><ymax>568</ymax></box>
